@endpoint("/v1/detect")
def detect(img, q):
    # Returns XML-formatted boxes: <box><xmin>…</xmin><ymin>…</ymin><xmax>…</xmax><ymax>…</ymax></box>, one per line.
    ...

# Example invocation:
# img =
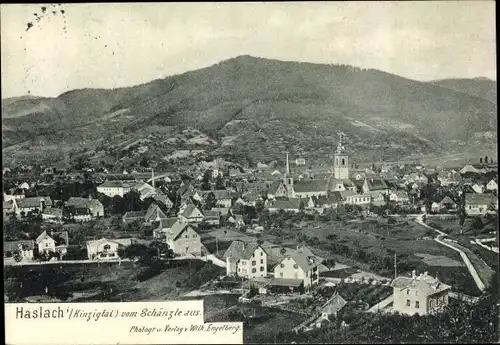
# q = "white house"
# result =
<box><xmin>223</xmin><ymin>241</ymin><xmax>268</xmax><ymax>278</ymax></box>
<box><xmin>389</xmin><ymin>191</ymin><xmax>410</xmax><ymax>203</ymax></box>
<box><xmin>340</xmin><ymin>190</ymin><xmax>371</xmax><ymax>206</ymax></box>
<box><xmin>271</xmin><ymin>247</ymin><xmax>323</xmax><ymax>292</ymax></box>
<box><xmin>178</xmin><ymin>204</ymin><xmax>204</xmax><ymax>223</ymax></box>
<box><xmin>486</xmin><ymin>179</ymin><xmax>498</xmax><ymax>191</ymax></box>
<box><xmin>97</xmin><ymin>180</ymin><xmax>132</xmax><ymax>197</ymax></box>
<box><xmin>16</xmin><ymin>197</ymin><xmax>52</xmax><ymax>216</ymax></box>
<box><xmin>86</xmin><ymin>238</ymin><xmax>135</xmax><ymax>260</ymax></box>
<box><xmin>164</xmin><ymin>218</ymin><xmax>203</xmax><ymax>256</ymax></box>
<box><xmin>465</xmin><ymin>193</ymin><xmax>498</xmax><ymax>216</ymax></box>
<box><xmin>391</xmin><ymin>271</ymin><xmax>451</xmax><ymax>316</ymax></box>
<box><xmin>65</xmin><ymin>197</ymin><xmax>104</xmax><ymax>218</ymax></box>
<box><xmin>36</xmin><ymin>230</ymin><xmax>68</xmax><ymax>256</ymax></box>
<box><xmin>41</xmin><ymin>207</ymin><xmax>63</xmax><ymax>223</ymax></box>
<box><xmin>472</xmin><ymin>184</ymin><xmax>484</xmax><ymax>194</ymax></box>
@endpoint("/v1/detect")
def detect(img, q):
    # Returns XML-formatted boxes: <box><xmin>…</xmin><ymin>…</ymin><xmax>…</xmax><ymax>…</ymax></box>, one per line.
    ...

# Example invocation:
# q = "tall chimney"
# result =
<box><xmin>412</xmin><ymin>270</ymin><xmax>416</xmax><ymax>279</ymax></box>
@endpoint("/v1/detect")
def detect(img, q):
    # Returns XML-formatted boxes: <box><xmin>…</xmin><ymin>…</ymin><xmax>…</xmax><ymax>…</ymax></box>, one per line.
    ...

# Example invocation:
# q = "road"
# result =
<box><xmin>367</xmin><ymin>295</ymin><xmax>394</xmax><ymax>313</ymax></box>
<box><xmin>415</xmin><ymin>214</ymin><xmax>486</xmax><ymax>292</ymax></box>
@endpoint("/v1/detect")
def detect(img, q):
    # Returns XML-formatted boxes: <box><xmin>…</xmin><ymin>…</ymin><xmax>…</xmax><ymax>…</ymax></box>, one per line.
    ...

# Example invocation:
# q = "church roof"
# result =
<box><xmin>293</xmin><ymin>179</ymin><xmax>328</xmax><ymax>193</ymax></box>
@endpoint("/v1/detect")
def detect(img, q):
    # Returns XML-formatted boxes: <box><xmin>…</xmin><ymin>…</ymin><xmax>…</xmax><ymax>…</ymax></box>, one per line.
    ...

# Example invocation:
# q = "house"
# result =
<box><xmin>362</xmin><ymin>178</ymin><xmax>390</xmax><ymax>195</ymax></box>
<box><xmin>36</xmin><ymin>230</ymin><xmax>69</xmax><ymax>256</ymax></box>
<box><xmin>3</xmin><ymin>200</ymin><xmax>17</xmax><ymax>217</ymax></box>
<box><xmin>86</xmin><ymin>238</ymin><xmax>135</xmax><ymax>260</ymax></box>
<box><xmin>65</xmin><ymin>197</ymin><xmax>104</xmax><ymax>218</ymax></box>
<box><xmin>460</xmin><ymin>164</ymin><xmax>482</xmax><ymax>175</ymax></box>
<box><xmin>314</xmin><ymin>193</ymin><xmax>342</xmax><ymax>210</ymax></box>
<box><xmin>486</xmin><ymin>179</ymin><xmax>498</xmax><ymax>191</ymax></box>
<box><xmin>203</xmin><ymin>210</ymin><xmax>221</xmax><ymax>225</ymax></box>
<box><xmin>4</xmin><ymin>240</ymin><xmax>35</xmax><ymax>260</ymax></box>
<box><xmin>3</xmin><ymin>189</ymin><xmax>25</xmax><ymax>202</ymax></box>
<box><xmin>370</xmin><ymin>191</ymin><xmax>386</xmax><ymax>206</ymax></box>
<box><xmin>340</xmin><ymin>190</ymin><xmax>371</xmax><ymax>206</ymax></box>
<box><xmin>153</xmin><ymin>217</ymin><xmax>179</xmax><ymax>240</ymax></box>
<box><xmin>465</xmin><ymin>193</ymin><xmax>498</xmax><ymax>215</ymax></box>
<box><xmin>439</xmin><ymin>196</ymin><xmax>457</xmax><ymax>210</ymax></box>
<box><xmin>144</xmin><ymin>204</ymin><xmax>167</xmax><ymax>224</ymax></box>
<box><xmin>437</xmin><ymin>170</ymin><xmax>460</xmax><ymax>186</ymax></box>
<box><xmin>271</xmin><ymin>246</ymin><xmax>323</xmax><ymax>292</ymax></box>
<box><xmin>326</xmin><ymin>177</ymin><xmax>357</xmax><ymax>193</ymax></box>
<box><xmin>41</xmin><ymin>207</ymin><xmax>63</xmax><ymax>223</ymax></box>
<box><xmin>275</xmin><ymin>178</ymin><xmax>329</xmax><ymax>199</ymax></box>
<box><xmin>223</xmin><ymin>241</ymin><xmax>268</xmax><ymax>278</ymax></box>
<box><xmin>391</xmin><ymin>271</ymin><xmax>451</xmax><ymax>316</ymax></box>
<box><xmin>133</xmin><ymin>181</ymin><xmax>157</xmax><ymax>201</ymax></box>
<box><xmin>16</xmin><ymin>196</ymin><xmax>52</xmax><ymax>216</ymax></box>
<box><xmin>178</xmin><ymin>204</ymin><xmax>204</xmax><ymax>223</ymax></box>
<box><xmin>18</xmin><ymin>182</ymin><xmax>30</xmax><ymax>190</ymax></box>
<box><xmin>242</xmin><ymin>191</ymin><xmax>263</xmax><ymax>206</ymax></box>
<box><xmin>319</xmin><ymin>293</ymin><xmax>347</xmax><ymax>320</ymax></box>
<box><xmin>164</xmin><ymin>218</ymin><xmax>203</xmax><ymax>256</ymax></box>
<box><xmin>389</xmin><ymin>190</ymin><xmax>409</xmax><ymax>203</ymax></box>
<box><xmin>431</xmin><ymin>202</ymin><xmax>440</xmax><ymax>213</ymax></box>
<box><xmin>152</xmin><ymin>194</ymin><xmax>174</xmax><ymax>209</ymax></box>
<box><xmin>123</xmin><ymin>211</ymin><xmax>146</xmax><ymax>224</ymax></box>
<box><xmin>229</xmin><ymin>168</ymin><xmax>242</xmax><ymax>177</ymax></box>
<box><xmin>472</xmin><ymin>184</ymin><xmax>485</xmax><ymax>194</ymax></box>
<box><xmin>234</xmin><ymin>215</ymin><xmax>245</xmax><ymax>228</ymax></box>
<box><xmin>267</xmin><ymin>198</ymin><xmax>302</xmax><ymax>213</ymax></box>
<box><xmin>97</xmin><ymin>180</ymin><xmax>132</xmax><ymax>197</ymax></box>
<box><xmin>212</xmin><ymin>190</ymin><xmax>233</xmax><ymax>208</ymax></box>
<box><xmin>65</xmin><ymin>207</ymin><xmax>93</xmax><ymax>222</ymax></box>
<box><xmin>178</xmin><ymin>184</ymin><xmax>202</xmax><ymax>203</ymax></box>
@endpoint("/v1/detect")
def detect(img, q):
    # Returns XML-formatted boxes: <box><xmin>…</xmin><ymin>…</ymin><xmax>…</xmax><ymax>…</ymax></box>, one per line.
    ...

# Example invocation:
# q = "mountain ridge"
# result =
<box><xmin>2</xmin><ymin>55</ymin><xmax>497</xmax><ymax>168</ymax></box>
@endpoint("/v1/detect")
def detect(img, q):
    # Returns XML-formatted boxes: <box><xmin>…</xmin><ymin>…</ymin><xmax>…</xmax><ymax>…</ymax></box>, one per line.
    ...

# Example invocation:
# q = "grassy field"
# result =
<box><xmin>4</xmin><ymin>260</ymin><xmax>224</xmax><ymax>302</ymax></box>
<box><xmin>206</xmin><ymin>302</ymin><xmax>307</xmax><ymax>342</ymax></box>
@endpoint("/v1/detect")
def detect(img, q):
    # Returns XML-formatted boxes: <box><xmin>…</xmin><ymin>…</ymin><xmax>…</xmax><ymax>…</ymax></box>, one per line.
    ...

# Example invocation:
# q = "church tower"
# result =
<box><xmin>333</xmin><ymin>133</ymin><xmax>349</xmax><ymax>180</ymax></box>
<box><xmin>283</xmin><ymin>151</ymin><xmax>295</xmax><ymax>198</ymax></box>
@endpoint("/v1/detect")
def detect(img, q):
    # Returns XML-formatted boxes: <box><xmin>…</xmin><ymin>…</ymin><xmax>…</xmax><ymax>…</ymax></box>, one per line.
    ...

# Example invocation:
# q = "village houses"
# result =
<box><xmin>164</xmin><ymin>218</ymin><xmax>203</xmax><ymax>256</ymax></box>
<box><xmin>35</xmin><ymin>230</ymin><xmax>69</xmax><ymax>257</ymax></box>
<box><xmin>465</xmin><ymin>193</ymin><xmax>498</xmax><ymax>216</ymax></box>
<box><xmin>86</xmin><ymin>238</ymin><xmax>135</xmax><ymax>260</ymax></box>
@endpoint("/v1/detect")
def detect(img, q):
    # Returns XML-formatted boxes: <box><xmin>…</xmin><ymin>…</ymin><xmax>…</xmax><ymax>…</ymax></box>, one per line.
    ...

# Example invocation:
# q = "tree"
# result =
<box><xmin>148</xmin><ymin>240</ymin><xmax>174</xmax><ymax>260</ymax></box>
<box><xmin>470</xmin><ymin>217</ymin><xmax>484</xmax><ymax>231</ymax></box>
<box><xmin>201</xmin><ymin>170</ymin><xmax>212</xmax><ymax>190</ymax></box>
<box><xmin>13</xmin><ymin>250</ymin><xmax>23</xmax><ymax>262</ymax></box>
<box><xmin>204</xmin><ymin>192</ymin><xmax>216</xmax><ymax>210</ymax></box>
<box><xmin>299</xmin><ymin>200</ymin><xmax>305</xmax><ymax>212</ymax></box>
<box><xmin>123</xmin><ymin>190</ymin><xmax>143</xmax><ymax>212</ymax></box>
<box><xmin>111</xmin><ymin>195</ymin><xmax>125</xmax><ymax>214</ymax></box>
<box><xmin>215</xmin><ymin>175</ymin><xmax>225</xmax><ymax>190</ymax></box>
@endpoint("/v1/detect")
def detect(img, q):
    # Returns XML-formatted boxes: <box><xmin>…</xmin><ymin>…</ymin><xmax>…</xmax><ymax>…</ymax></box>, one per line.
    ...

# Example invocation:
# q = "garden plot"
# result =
<box><xmin>415</xmin><ymin>253</ymin><xmax>463</xmax><ymax>267</ymax></box>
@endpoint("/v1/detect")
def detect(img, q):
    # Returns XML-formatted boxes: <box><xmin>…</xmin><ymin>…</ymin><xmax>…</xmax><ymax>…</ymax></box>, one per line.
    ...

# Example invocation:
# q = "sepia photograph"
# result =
<box><xmin>2</xmin><ymin>1</ymin><xmax>498</xmax><ymax>343</ymax></box>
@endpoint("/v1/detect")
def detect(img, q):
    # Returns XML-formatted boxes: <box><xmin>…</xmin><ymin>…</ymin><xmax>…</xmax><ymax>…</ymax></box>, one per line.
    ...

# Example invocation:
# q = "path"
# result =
<box><xmin>475</xmin><ymin>238</ymin><xmax>499</xmax><ymax>253</ymax></box>
<box><xmin>4</xmin><ymin>258</ymin><xmax>132</xmax><ymax>266</ymax></box>
<box><xmin>415</xmin><ymin>214</ymin><xmax>486</xmax><ymax>292</ymax></box>
<box><xmin>367</xmin><ymin>295</ymin><xmax>394</xmax><ymax>313</ymax></box>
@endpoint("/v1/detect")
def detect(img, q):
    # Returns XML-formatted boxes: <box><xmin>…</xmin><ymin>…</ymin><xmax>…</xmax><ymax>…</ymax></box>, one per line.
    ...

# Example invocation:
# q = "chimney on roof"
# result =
<box><xmin>412</xmin><ymin>270</ymin><xmax>416</xmax><ymax>278</ymax></box>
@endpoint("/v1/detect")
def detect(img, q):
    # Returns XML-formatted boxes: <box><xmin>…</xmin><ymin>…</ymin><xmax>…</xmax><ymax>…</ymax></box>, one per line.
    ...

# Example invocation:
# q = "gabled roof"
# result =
<box><xmin>465</xmin><ymin>193</ymin><xmax>496</xmax><ymax>205</ymax></box>
<box><xmin>152</xmin><ymin>193</ymin><xmax>173</xmax><ymax>206</ymax></box>
<box><xmin>145</xmin><ymin>204</ymin><xmax>166</xmax><ymax>222</ymax></box>
<box><xmin>223</xmin><ymin>241</ymin><xmax>267</xmax><ymax>262</ymax></box>
<box><xmin>315</xmin><ymin>193</ymin><xmax>342</xmax><ymax>206</ymax></box>
<box><xmin>65</xmin><ymin>197</ymin><xmax>103</xmax><ymax>210</ymax></box>
<box><xmin>276</xmin><ymin>246</ymin><xmax>323</xmax><ymax>272</ymax></box>
<box><xmin>99</xmin><ymin>180</ymin><xmax>128</xmax><ymax>188</ymax></box>
<box><xmin>42</xmin><ymin>207</ymin><xmax>63</xmax><ymax>217</ymax></box>
<box><xmin>364</xmin><ymin>178</ymin><xmax>388</xmax><ymax>191</ymax></box>
<box><xmin>156</xmin><ymin>217</ymin><xmax>179</xmax><ymax>230</ymax></box>
<box><xmin>269</xmin><ymin>198</ymin><xmax>302</xmax><ymax>210</ymax></box>
<box><xmin>293</xmin><ymin>179</ymin><xmax>327</xmax><ymax>193</ymax></box>
<box><xmin>4</xmin><ymin>240</ymin><xmax>35</xmax><ymax>252</ymax></box>
<box><xmin>17</xmin><ymin>197</ymin><xmax>52</xmax><ymax>209</ymax></box>
<box><xmin>167</xmin><ymin>218</ymin><xmax>198</xmax><ymax>240</ymax></box>
<box><xmin>180</xmin><ymin>204</ymin><xmax>204</xmax><ymax>218</ymax></box>
<box><xmin>86</xmin><ymin>238</ymin><xmax>134</xmax><ymax>248</ymax></box>
<box><xmin>321</xmin><ymin>293</ymin><xmax>347</xmax><ymax>315</ymax></box>
<box><xmin>123</xmin><ymin>211</ymin><xmax>146</xmax><ymax>219</ymax></box>
<box><xmin>36</xmin><ymin>230</ymin><xmax>54</xmax><ymax>244</ymax></box>
<box><xmin>439</xmin><ymin>196</ymin><xmax>456</xmax><ymax>205</ymax></box>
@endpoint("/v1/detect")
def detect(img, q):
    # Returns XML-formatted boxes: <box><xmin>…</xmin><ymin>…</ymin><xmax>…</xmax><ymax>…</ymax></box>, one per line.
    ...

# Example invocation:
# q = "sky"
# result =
<box><xmin>1</xmin><ymin>2</ymin><xmax>496</xmax><ymax>99</ymax></box>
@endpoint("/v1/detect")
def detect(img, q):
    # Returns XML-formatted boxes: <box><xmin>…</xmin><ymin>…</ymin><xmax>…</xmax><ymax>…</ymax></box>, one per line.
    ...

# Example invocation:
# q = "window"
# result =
<box><xmin>280</xmin><ymin>264</ymin><xmax>284</xmax><ymax>268</ymax></box>
<box><xmin>260</xmin><ymin>252</ymin><xmax>263</xmax><ymax>256</ymax></box>
<box><xmin>415</xmin><ymin>290</ymin><xmax>418</xmax><ymax>296</ymax></box>
<box><xmin>415</xmin><ymin>301</ymin><xmax>420</xmax><ymax>308</ymax></box>
<box><xmin>406</xmin><ymin>299</ymin><xmax>411</xmax><ymax>306</ymax></box>
<box><xmin>185</xmin><ymin>235</ymin><xmax>188</xmax><ymax>238</ymax></box>
<box><xmin>261</xmin><ymin>259</ymin><xmax>264</xmax><ymax>264</ymax></box>
<box><xmin>252</xmin><ymin>268</ymin><xmax>256</xmax><ymax>273</ymax></box>
<box><xmin>252</xmin><ymin>261</ymin><xmax>256</xmax><ymax>266</ymax></box>
<box><xmin>193</xmin><ymin>234</ymin><xmax>197</xmax><ymax>238</ymax></box>
<box><xmin>407</xmin><ymin>289</ymin><xmax>410</xmax><ymax>295</ymax></box>
<box><xmin>260</xmin><ymin>267</ymin><xmax>264</xmax><ymax>272</ymax></box>
<box><xmin>293</xmin><ymin>264</ymin><xmax>298</xmax><ymax>269</ymax></box>
<box><xmin>238</xmin><ymin>268</ymin><xmax>240</xmax><ymax>272</ymax></box>
<box><xmin>280</xmin><ymin>272</ymin><xmax>283</xmax><ymax>277</ymax></box>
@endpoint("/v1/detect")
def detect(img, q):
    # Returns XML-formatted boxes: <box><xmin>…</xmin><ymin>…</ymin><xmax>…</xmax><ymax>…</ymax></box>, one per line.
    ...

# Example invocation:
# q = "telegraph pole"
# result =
<box><xmin>216</xmin><ymin>236</ymin><xmax>219</xmax><ymax>257</ymax></box>
<box><xmin>394</xmin><ymin>253</ymin><xmax>397</xmax><ymax>280</ymax></box>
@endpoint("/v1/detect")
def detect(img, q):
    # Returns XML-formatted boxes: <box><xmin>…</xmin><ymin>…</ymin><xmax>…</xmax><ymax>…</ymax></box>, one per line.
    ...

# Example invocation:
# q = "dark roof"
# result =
<box><xmin>145</xmin><ymin>204</ymin><xmax>166</xmax><ymax>222</ymax></box>
<box><xmin>465</xmin><ymin>193</ymin><xmax>496</xmax><ymax>205</ymax></box>
<box><xmin>123</xmin><ymin>211</ymin><xmax>146</xmax><ymax>219</ymax></box>
<box><xmin>180</xmin><ymin>204</ymin><xmax>203</xmax><ymax>218</ymax></box>
<box><xmin>167</xmin><ymin>219</ymin><xmax>198</xmax><ymax>240</ymax></box>
<box><xmin>156</xmin><ymin>217</ymin><xmax>179</xmax><ymax>230</ymax></box>
<box><xmin>4</xmin><ymin>240</ymin><xmax>35</xmax><ymax>252</ymax></box>
<box><xmin>269</xmin><ymin>198</ymin><xmax>302</xmax><ymax>210</ymax></box>
<box><xmin>17</xmin><ymin>197</ymin><xmax>52</xmax><ymax>209</ymax></box>
<box><xmin>65</xmin><ymin>197</ymin><xmax>103</xmax><ymax>210</ymax></box>
<box><xmin>276</xmin><ymin>247</ymin><xmax>323</xmax><ymax>272</ymax></box>
<box><xmin>293</xmin><ymin>179</ymin><xmax>327</xmax><ymax>193</ymax></box>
